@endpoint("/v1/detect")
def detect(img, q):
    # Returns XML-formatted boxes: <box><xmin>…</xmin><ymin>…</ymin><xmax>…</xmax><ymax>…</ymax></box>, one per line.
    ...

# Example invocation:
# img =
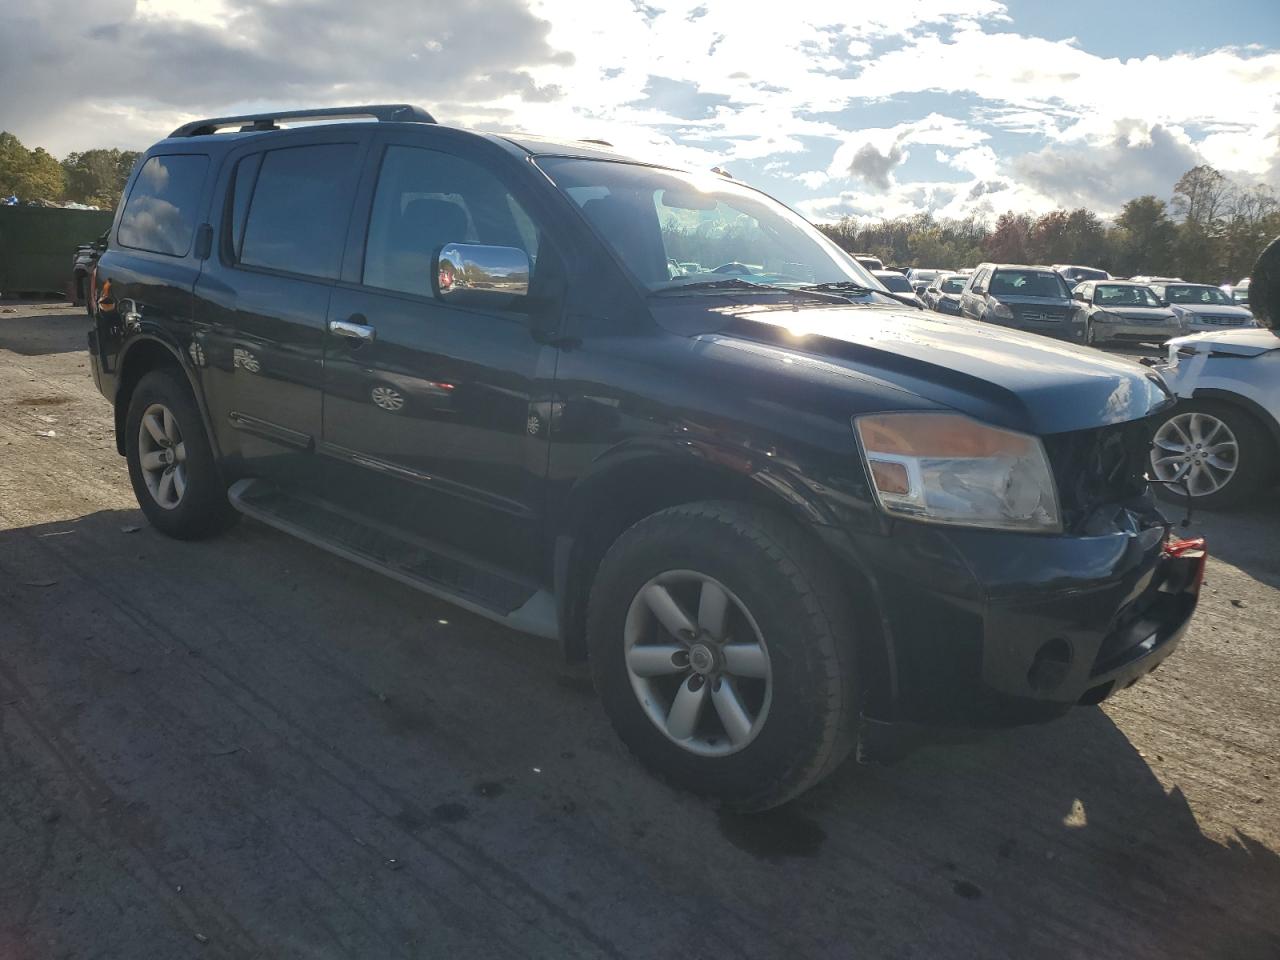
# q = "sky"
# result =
<box><xmin>1</xmin><ymin>0</ymin><xmax>1277</xmax><ymax>223</ymax></box>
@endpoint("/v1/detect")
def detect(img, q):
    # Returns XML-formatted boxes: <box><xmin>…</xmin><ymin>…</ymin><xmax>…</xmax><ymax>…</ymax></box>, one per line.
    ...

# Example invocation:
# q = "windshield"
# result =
<box><xmin>876</xmin><ymin>273</ymin><xmax>912</xmax><ymax>293</ymax></box>
<box><xmin>1096</xmin><ymin>284</ymin><xmax>1162</xmax><ymax>307</ymax></box>
<box><xmin>536</xmin><ymin>157</ymin><xmax>878</xmax><ymax>293</ymax></box>
<box><xmin>990</xmin><ymin>269</ymin><xmax>1071</xmax><ymax>299</ymax></box>
<box><xmin>940</xmin><ymin>277</ymin><xmax>965</xmax><ymax>293</ymax></box>
<box><xmin>1165</xmin><ymin>284</ymin><xmax>1232</xmax><ymax>305</ymax></box>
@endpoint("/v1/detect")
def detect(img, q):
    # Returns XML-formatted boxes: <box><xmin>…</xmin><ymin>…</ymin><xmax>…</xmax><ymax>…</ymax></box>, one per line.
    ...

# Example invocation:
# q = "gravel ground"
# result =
<box><xmin>1</xmin><ymin>300</ymin><xmax>1278</xmax><ymax>960</ymax></box>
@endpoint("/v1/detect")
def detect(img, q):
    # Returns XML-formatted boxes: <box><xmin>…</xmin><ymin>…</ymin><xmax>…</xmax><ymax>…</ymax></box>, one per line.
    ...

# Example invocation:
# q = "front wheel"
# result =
<box><xmin>1149</xmin><ymin>400</ymin><xmax>1275</xmax><ymax>509</ymax></box>
<box><xmin>587</xmin><ymin>501</ymin><xmax>857</xmax><ymax>810</ymax></box>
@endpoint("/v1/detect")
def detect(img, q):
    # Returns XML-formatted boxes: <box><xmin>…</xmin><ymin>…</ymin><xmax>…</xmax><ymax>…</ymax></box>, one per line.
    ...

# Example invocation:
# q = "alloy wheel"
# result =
<box><xmin>137</xmin><ymin>402</ymin><xmax>188</xmax><ymax>510</ymax></box>
<box><xmin>623</xmin><ymin>570</ymin><xmax>772</xmax><ymax>757</ymax></box>
<box><xmin>370</xmin><ymin>385</ymin><xmax>405</xmax><ymax>411</ymax></box>
<box><xmin>1151</xmin><ymin>411</ymin><xmax>1239</xmax><ymax>497</ymax></box>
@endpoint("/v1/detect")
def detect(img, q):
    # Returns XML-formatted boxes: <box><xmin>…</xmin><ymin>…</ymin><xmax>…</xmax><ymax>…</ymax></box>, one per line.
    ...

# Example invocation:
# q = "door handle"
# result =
<box><xmin>329</xmin><ymin>318</ymin><xmax>376</xmax><ymax>343</ymax></box>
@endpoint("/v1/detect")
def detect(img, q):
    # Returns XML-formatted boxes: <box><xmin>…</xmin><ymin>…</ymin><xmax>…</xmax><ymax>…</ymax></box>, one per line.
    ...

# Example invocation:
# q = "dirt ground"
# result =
<box><xmin>1</xmin><ymin>299</ymin><xmax>1277</xmax><ymax>960</ymax></box>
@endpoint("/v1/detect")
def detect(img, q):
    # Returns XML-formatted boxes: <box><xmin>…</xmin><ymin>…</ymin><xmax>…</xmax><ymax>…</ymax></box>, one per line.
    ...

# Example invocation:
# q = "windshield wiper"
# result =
<box><xmin>797</xmin><ymin>281</ymin><xmax>877</xmax><ymax>296</ymax></box>
<box><xmin>651</xmin><ymin>277</ymin><xmax>854</xmax><ymax>304</ymax></box>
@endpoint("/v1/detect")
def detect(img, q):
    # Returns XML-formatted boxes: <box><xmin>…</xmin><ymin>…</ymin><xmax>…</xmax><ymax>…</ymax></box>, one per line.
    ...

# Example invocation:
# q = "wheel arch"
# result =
<box><xmin>1190</xmin><ymin>388</ymin><xmax>1280</xmax><ymax>458</ymax></box>
<box><xmin>552</xmin><ymin>444</ymin><xmax>892</xmax><ymax>714</ymax></box>
<box><xmin>114</xmin><ymin>336</ymin><xmax>221</xmax><ymax>465</ymax></box>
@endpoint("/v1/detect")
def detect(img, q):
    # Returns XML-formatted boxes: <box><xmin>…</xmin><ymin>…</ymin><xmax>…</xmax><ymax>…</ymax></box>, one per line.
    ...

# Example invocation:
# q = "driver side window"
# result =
<box><xmin>363</xmin><ymin>145</ymin><xmax>539</xmax><ymax>298</ymax></box>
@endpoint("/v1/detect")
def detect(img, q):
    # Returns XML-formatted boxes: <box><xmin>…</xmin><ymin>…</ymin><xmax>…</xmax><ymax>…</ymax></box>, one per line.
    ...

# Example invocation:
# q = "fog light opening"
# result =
<box><xmin>1027</xmin><ymin>637</ymin><xmax>1073</xmax><ymax>693</ymax></box>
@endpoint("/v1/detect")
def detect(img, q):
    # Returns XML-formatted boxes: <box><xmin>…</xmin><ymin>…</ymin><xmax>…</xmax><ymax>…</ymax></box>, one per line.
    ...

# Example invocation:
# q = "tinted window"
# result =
<box><xmin>875</xmin><ymin>272</ymin><xmax>912</xmax><ymax>293</ymax></box>
<box><xmin>117</xmin><ymin>154</ymin><xmax>209</xmax><ymax>256</ymax></box>
<box><xmin>364</xmin><ymin>145</ymin><xmax>539</xmax><ymax>297</ymax></box>
<box><xmin>971</xmin><ymin>269</ymin><xmax>990</xmax><ymax>293</ymax></box>
<box><xmin>1096</xmin><ymin>284</ymin><xmax>1161</xmax><ymax>307</ymax></box>
<box><xmin>1164</xmin><ymin>284</ymin><xmax>1232</xmax><ymax>305</ymax></box>
<box><xmin>989</xmin><ymin>270</ymin><xmax>1070</xmax><ymax>298</ymax></box>
<box><xmin>240</xmin><ymin>144</ymin><xmax>358</xmax><ymax>279</ymax></box>
<box><xmin>227</xmin><ymin>153</ymin><xmax>263</xmax><ymax>262</ymax></box>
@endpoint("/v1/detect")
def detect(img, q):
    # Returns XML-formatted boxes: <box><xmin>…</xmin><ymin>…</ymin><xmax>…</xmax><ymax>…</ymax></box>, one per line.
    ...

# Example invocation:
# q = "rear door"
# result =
<box><xmin>94</xmin><ymin>151</ymin><xmax>211</xmax><ymax>382</ymax></box>
<box><xmin>193</xmin><ymin>131</ymin><xmax>370</xmax><ymax>482</ymax></box>
<box><xmin>317</xmin><ymin>132</ymin><xmax>563</xmax><ymax>576</ymax></box>
<box><xmin>960</xmin><ymin>268</ymin><xmax>989</xmax><ymax>318</ymax></box>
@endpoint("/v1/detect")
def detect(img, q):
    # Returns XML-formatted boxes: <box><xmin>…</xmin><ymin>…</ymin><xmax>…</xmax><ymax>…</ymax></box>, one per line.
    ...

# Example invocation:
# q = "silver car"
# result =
<box><xmin>1070</xmin><ymin>280</ymin><xmax>1184</xmax><ymax>346</ymax></box>
<box><xmin>1150</xmin><ymin>328</ymin><xmax>1280</xmax><ymax>506</ymax></box>
<box><xmin>1149</xmin><ymin>282</ymin><xmax>1256</xmax><ymax>332</ymax></box>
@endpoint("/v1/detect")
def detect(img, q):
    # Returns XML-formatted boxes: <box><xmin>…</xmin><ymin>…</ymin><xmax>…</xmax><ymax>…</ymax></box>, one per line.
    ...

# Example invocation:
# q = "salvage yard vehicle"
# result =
<box><xmin>1149</xmin><ymin>243</ymin><xmax>1279</xmax><ymax>508</ymax></box>
<box><xmin>1070</xmin><ymin>279</ymin><xmax>1184</xmax><ymax>346</ymax></box>
<box><xmin>88</xmin><ymin>105</ymin><xmax>1205</xmax><ymax>809</ymax></box>
<box><xmin>922</xmin><ymin>273</ymin><xmax>966</xmax><ymax>315</ymax></box>
<box><xmin>1148</xmin><ymin>282</ymin><xmax>1256</xmax><ymax>332</ymax></box>
<box><xmin>1053</xmin><ymin>264</ymin><xmax>1110</xmax><ymax>286</ymax></box>
<box><xmin>960</xmin><ymin>263</ymin><xmax>1086</xmax><ymax>343</ymax></box>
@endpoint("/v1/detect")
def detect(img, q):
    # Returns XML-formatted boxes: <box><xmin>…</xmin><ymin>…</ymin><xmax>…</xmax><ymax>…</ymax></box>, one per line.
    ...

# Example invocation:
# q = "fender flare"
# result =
<box><xmin>1190</xmin><ymin>387</ymin><xmax>1280</xmax><ymax>452</ymax></box>
<box><xmin>114</xmin><ymin>332</ymin><xmax>223</xmax><ymax>465</ymax></box>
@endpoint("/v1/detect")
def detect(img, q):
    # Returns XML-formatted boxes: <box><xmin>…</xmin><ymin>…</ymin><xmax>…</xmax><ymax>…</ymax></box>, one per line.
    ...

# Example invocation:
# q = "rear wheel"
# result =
<box><xmin>587</xmin><ymin>501</ymin><xmax>857</xmax><ymax>810</ymax></box>
<box><xmin>125</xmin><ymin>369</ymin><xmax>238</xmax><ymax>539</ymax></box>
<box><xmin>1150</xmin><ymin>399</ymin><xmax>1275</xmax><ymax>509</ymax></box>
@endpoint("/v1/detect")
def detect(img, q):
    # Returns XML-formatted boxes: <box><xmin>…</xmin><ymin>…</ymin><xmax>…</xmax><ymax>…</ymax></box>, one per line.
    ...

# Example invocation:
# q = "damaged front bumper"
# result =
<box><xmin>844</xmin><ymin>501</ymin><xmax>1204</xmax><ymax>758</ymax></box>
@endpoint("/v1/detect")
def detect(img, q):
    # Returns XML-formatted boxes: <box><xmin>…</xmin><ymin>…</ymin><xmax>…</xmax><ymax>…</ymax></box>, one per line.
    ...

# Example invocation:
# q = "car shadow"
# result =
<box><xmin>0</xmin><ymin>302</ymin><xmax>88</xmax><ymax>356</ymax></box>
<box><xmin>2</xmin><ymin>508</ymin><xmax>1278</xmax><ymax>959</ymax></box>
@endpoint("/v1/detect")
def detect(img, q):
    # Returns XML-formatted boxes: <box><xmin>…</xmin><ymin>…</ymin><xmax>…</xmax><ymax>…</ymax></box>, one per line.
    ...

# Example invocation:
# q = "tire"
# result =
<box><xmin>124</xmin><ymin>368</ymin><xmax>238</xmax><ymax>539</ymax></box>
<box><xmin>1149</xmin><ymin>399</ymin><xmax>1276</xmax><ymax>509</ymax></box>
<box><xmin>587</xmin><ymin>501</ymin><xmax>857</xmax><ymax>810</ymax></box>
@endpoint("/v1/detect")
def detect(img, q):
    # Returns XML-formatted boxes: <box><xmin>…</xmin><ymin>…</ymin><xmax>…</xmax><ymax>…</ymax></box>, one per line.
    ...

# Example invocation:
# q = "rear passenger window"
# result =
<box><xmin>363</xmin><ymin>145</ymin><xmax>539</xmax><ymax>298</ymax></box>
<box><xmin>239</xmin><ymin>144</ymin><xmax>358</xmax><ymax>280</ymax></box>
<box><xmin>226</xmin><ymin>153</ymin><xmax>263</xmax><ymax>262</ymax></box>
<box><xmin>117</xmin><ymin>154</ymin><xmax>209</xmax><ymax>257</ymax></box>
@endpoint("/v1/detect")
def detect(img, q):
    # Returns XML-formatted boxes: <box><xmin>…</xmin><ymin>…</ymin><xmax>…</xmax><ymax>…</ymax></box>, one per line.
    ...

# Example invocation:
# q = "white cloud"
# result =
<box><xmin>2</xmin><ymin>0</ymin><xmax>1276</xmax><ymax>221</ymax></box>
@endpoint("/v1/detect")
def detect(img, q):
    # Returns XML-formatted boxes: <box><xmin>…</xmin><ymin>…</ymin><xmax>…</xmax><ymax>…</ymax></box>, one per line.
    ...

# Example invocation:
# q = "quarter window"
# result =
<box><xmin>239</xmin><ymin>144</ymin><xmax>359</xmax><ymax>279</ymax></box>
<box><xmin>117</xmin><ymin>154</ymin><xmax>209</xmax><ymax>257</ymax></box>
<box><xmin>363</xmin><ymin>145</ymin><xmax>539</xmax><ymax>298</ymax></box>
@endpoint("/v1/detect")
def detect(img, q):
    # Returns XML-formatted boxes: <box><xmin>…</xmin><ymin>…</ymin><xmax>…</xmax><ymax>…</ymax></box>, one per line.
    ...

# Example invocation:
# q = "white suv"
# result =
<box><xmin>1150</xmin><ymin>328</ymin><xmax>1280</xmax><ymax>506</ymax></box>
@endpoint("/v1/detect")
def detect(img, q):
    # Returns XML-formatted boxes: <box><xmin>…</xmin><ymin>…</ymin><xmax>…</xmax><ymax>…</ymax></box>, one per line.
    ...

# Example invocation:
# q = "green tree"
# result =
<box><xmin>0</xmin><ymin>131</ymin><xmax>66</xmax><ymax>201</ymax></box>
<box><xmin>1110</xmin><ymin>196</ymin><xmax>1176</xmax><ymax>277</ymax></box>
<box><xmin>1171</xmin><ymin>164</ymin><xmax>1234</xmax><ymax>281</ymax></box>
<box><xmin>62</xmin><ymin>148</ymin><xmax>141</xmax><ymax>208</ymax></box>
<box><xmin>1221</xmin><ymin>184</ymin><xmax>1278</xmax><ymax>282</ymax></box>
<box><xmin>983</xmin><ymin>212</ymin><xmax>1031</xmax><ymax>263</ymax></box>
<box><xmin>1026</xmin><ymin>210</ymin><xmax>1071</xmax><ymax>264</ymax></box>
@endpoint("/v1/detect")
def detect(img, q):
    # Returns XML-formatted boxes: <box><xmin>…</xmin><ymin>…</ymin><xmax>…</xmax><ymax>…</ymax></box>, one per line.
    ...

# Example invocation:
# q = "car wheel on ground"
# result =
<box><xmin>587</xmin><ymin>501</ymin><xmax>857</xmax><ymax>811</ymax></box>
<box><xmin>1149</xmin><ymin>399</ymin><xmax>1276</xmax><ymax>508</ymax></box>
<box><xmin>125</xmin><ymin>368</ymin><xmax>239</xmax><ymax>539</ymax></box>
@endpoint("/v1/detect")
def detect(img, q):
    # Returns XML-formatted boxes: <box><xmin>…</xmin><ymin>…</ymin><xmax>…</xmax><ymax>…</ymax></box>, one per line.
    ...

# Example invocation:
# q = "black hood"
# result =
<box><xmin>654</xmin><ymin>300</ymin><xmax>1172</xmax><ymax>436</ymax></box>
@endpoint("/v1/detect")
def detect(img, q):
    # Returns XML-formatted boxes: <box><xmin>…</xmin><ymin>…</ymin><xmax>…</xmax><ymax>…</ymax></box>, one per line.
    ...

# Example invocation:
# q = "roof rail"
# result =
<box><xmin>169</xmin><ymin>104</ymin><xmax>436</xmax><ymax>138</ymax></box>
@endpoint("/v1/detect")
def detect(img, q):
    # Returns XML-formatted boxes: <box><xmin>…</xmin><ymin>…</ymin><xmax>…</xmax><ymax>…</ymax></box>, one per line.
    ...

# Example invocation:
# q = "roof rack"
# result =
<box><xmin>169</xmin><ymin>104</ymin><xmax>436</xmax><ymax>138</ymax></box>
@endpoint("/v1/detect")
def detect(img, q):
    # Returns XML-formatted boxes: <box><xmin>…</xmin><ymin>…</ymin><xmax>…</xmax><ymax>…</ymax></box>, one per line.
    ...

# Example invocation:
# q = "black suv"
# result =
<box><xmin>960</xmin><ymin>263</ymin><xmax>1085</xmax><ymax>343</ymax></box>
<box><xmin>89</xmin><ymin>105</ymin><xmax>1204</xmax><ymax>809</ymax></box>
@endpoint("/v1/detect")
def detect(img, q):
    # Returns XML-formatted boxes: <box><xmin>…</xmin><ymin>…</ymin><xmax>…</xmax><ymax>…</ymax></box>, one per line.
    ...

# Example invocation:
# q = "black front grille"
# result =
<box><xmin>1016</xmin><ymin>306</ymin><xmax>1069</xmax><ymax>323</ymax></box>
<box><xmin>1043</xmin><ymin>418</ymin><xmax>1154</xmax><ymax>531</ymax></box>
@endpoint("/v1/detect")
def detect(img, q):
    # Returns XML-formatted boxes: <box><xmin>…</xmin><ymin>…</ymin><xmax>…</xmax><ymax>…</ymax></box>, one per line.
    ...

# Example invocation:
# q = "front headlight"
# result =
<box><xmin>988</xmin><ymin>299</ymin><xmax>1014</xmax><ymax>320</ymax></box>
<box><xmin>854</xmin><ymin>412</ymin><xmax>1062</xmax><ymax>533</ymax></box>
<box><xmin>1093</xmin><ymin>309</ymin><xmax>1121</xmax><ymax>323</ymax></box>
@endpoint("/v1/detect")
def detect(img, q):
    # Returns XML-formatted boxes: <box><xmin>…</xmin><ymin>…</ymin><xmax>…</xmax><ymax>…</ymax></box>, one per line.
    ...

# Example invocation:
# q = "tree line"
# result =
<box><xmin>0</xmin><ymin>132</ymin><xmax>140</xmax><ymax>210</ymax></box>
<box><xmin>817</xmin><ymin>165</ymin><xmax>1279</xmax><ymax>285</ymax></box>
<box><xmin>4</xmin><ymin>127</ymin><xmax>1276</xmax><ymax>284</ymax></box>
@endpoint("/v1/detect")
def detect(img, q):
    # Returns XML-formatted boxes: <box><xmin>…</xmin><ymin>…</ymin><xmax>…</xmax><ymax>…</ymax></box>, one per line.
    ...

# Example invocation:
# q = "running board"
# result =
<box><xmin>227</xmin><ymin>478</ymin><xmax>558</xmax><ymax>640</ymax></box>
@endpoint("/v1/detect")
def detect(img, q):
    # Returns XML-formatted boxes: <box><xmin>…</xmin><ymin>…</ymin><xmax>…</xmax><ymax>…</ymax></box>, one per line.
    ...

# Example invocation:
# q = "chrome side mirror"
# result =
<box><xmin>433</xmin><ymin>243</ymin><xmax>530</xmax><ymax>302</ymax></box>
